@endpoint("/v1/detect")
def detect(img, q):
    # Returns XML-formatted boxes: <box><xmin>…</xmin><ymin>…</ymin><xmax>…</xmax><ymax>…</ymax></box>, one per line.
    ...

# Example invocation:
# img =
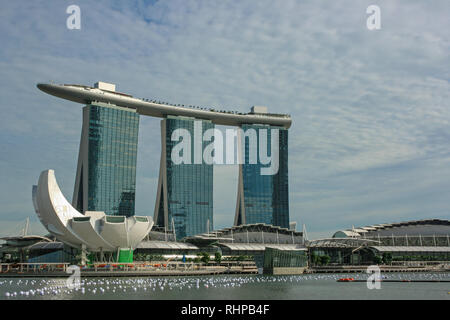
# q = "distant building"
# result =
<box><xmin>308</xmin><ymin>219</ymin><xmax>450</xmax><ymax>265</ymax></box>
<box><xmin>184</xmin><ymin>223</ymin><xmax>304</xmax><ymax>257</ymax></box>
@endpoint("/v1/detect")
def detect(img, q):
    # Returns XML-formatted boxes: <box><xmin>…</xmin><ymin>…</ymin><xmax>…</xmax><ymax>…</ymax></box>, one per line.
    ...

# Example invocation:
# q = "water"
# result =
<box><xmin>0</xmin><ymin>273</ymin><xmax>449</xmax><ymax>300</ymax></box>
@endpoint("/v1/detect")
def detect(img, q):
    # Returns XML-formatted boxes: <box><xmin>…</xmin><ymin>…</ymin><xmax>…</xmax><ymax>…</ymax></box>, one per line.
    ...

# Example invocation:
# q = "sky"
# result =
<box><xmin>0</xmin><ymin>0</ymin><xmax>449</xmax><ymax>240</ymax></box>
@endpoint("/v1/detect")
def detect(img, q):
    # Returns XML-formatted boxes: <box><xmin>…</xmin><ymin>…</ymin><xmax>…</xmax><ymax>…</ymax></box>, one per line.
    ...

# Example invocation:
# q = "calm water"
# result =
<box><xmin>0</xmin><ymin>273</ymin><xmax>449</xmax><ymax>300</ymax></box>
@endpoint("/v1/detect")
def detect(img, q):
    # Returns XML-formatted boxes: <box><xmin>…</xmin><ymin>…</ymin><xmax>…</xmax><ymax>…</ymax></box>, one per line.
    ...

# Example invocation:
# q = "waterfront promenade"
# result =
<box><xmin>0</xmin><ymin>261</ymin><xmax>258</xmax><ymax>278</ymax></box>
<box><xmin>2</xmin><ymin>261</ymin><xmax>450</xmax><ymax>277</ymax></box>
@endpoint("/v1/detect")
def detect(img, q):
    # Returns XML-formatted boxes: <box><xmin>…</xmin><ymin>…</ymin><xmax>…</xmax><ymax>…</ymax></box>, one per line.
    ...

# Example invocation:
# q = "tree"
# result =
<box><xmin>310</xmin><ymin>253</ymin><xmax>321</xmax><ymax>265</ymax></box>
<box><xmin>200</xmin><ymin>252</ymin><xmax>210</xmax><ymax>264</ymax></box>
<box><xmin>382</xmin><ymin>253</ymin><xmax>392</xmax><ymax>265</ymax></box>
<box><xmin>373</xmin><ymin>255</ymin><xmax>382</xmax><ymax>265</ymax></box>
<box><xmin>194</xmin><ymin>254</ymin><xmax>202</xmax><ymax>263</ymax></box>
<box><xmin>214</xmin><ymin>252</ymin><xmax>222</xmax><ymax>264</ymax></box>
<box><xmin>319</xmin><ymin>255</ymin><xmax>331</xmax><ymax>266</ymax></box>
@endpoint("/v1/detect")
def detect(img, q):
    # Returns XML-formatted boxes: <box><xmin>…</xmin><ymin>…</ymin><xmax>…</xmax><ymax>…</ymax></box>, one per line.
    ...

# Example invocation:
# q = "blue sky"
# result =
<box><xmin>0</xmin><ymin>0</ymin><xmax>449</xmax><ymax>239</ymax></box>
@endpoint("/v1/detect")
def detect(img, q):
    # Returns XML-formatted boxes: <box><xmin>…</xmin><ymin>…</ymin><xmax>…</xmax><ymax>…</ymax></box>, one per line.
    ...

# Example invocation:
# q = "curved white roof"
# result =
<box><xmin>332</xmin><ymin>219</ymin><xmax>450</xmax><ymax>238</ymax></box>
<box><xmin>33</xmin><ymin>170</ymin><xmax>153</xmax><ymax>251</ymax></box>
<box><xmin>220</xmin><ymin>243</ymin><xmax>306</xmax><ymax>251</ymax></box>
<box><xmin>137</xmin><ymin>241</ymin><xmax>198</xmax><ymax>250</ymax></box>
<box><xmin>371</xmin><ymin>246</ymin><xmax>450</xmax><ymax>253</ymax></box>
<box><xmin>333</xmin><ymin>230</ymin><xmax>361</xmax><ymax>238</ymax></box>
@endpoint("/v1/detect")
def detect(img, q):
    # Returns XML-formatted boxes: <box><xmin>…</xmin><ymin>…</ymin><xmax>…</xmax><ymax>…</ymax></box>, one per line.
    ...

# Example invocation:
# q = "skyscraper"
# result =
<box><xmin>234</xmin><ymin>124</ymin><xmax>289</xmax><ymax>228</ymax></box>
<box><xmin>154</xmin><ymin>116</ymin><xmax>214</xmax><ymax>239</ymax></box>
<box><xmin>73</xmin><ymin>102</ymin><xmax>139</xmax><ymax>217</ymax></box>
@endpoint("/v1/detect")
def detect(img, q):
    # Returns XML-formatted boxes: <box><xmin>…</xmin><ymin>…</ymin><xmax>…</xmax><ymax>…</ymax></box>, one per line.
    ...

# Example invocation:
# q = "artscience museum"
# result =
<box><xmin>32</xmin><ymin>170</ymin><xmax>153</xmax><ymax>261</ymax></box>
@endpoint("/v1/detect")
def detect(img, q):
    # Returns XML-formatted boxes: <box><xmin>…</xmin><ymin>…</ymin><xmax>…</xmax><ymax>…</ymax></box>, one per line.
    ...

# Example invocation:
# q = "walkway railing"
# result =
<box><xmin>87</xmin><ymin>261</ymin><xmax>198</xmax><ymax>272</ymax></box>
<box><xmin>0</xmin><ymin>263</ymin><xmax>70</xmax><ymax>273</ymax></box>
<box><xmin>0</xmin><ymin>261</ymin><xmax>258</xmax><ymax>274</ymax></box>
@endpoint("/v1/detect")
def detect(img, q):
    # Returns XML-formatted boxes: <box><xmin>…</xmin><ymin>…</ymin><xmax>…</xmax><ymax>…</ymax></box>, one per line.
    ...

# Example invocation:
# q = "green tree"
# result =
<box><xmin>320</xmin><ymin>255</ymin><xmax>331</xmax><ymax>265</ymax></box>
<box><xmin>200</xmin><ymin>252</ymin><xmax>210</xmax><ymax>264</ymax></box>
<box><xmin>382</xmin><ymin>253</ymin><xmax>392</xmax><ymax>265</ymax></box>
<box><xmin>310</xmin><ymin>253</ymin><xmax>321</xmax><ymax>265</ymax></box>
<box><xmin>214</xmin><ymin>252</ymin><xmax>222</xmax><ymax>264</ymax></box>
<box><xmin>194</xmin><ymin>254</ymin><xmax>202</xmax><ymax>263</ymax></box>
<box><xmin>373</xmin><ymin>255</ymin><xmax>382</xmax><ymax>265</ymax></box>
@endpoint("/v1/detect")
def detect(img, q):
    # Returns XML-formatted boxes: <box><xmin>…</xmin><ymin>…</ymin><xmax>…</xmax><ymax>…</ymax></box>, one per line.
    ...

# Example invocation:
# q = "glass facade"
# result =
<box><xmin>263</xmin><ymin>248</ymin><xmax>307</xmax><ymax>269</ymax></box>
<box><xmin>74</xmin><ymin>103</ymin><xmax>139</xmax><ymax>217</ymax></box>
<box><xmin>156</xmin><ymin>116</ymin><xmax>214</xmax><ymax>239</ymax></box>
<box><xmin>239</xmin><ymin>124</ymin><xmax>289</xmax><ymax>228</ymax></box>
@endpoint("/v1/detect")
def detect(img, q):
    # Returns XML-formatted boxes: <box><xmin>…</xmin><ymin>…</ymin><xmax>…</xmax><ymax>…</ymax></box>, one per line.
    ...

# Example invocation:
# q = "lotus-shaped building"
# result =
<box><xmin>32</xmin><ymin>170</ymin><xmax>153</xmax><ymax>252</ymax></box>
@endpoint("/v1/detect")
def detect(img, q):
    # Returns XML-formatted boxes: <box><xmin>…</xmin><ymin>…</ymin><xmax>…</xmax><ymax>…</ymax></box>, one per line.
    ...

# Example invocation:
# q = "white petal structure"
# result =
<box><xmin>32</xmin><ymin>170</ymin><xmax>153</xmax><ymax>251</ymax></box>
